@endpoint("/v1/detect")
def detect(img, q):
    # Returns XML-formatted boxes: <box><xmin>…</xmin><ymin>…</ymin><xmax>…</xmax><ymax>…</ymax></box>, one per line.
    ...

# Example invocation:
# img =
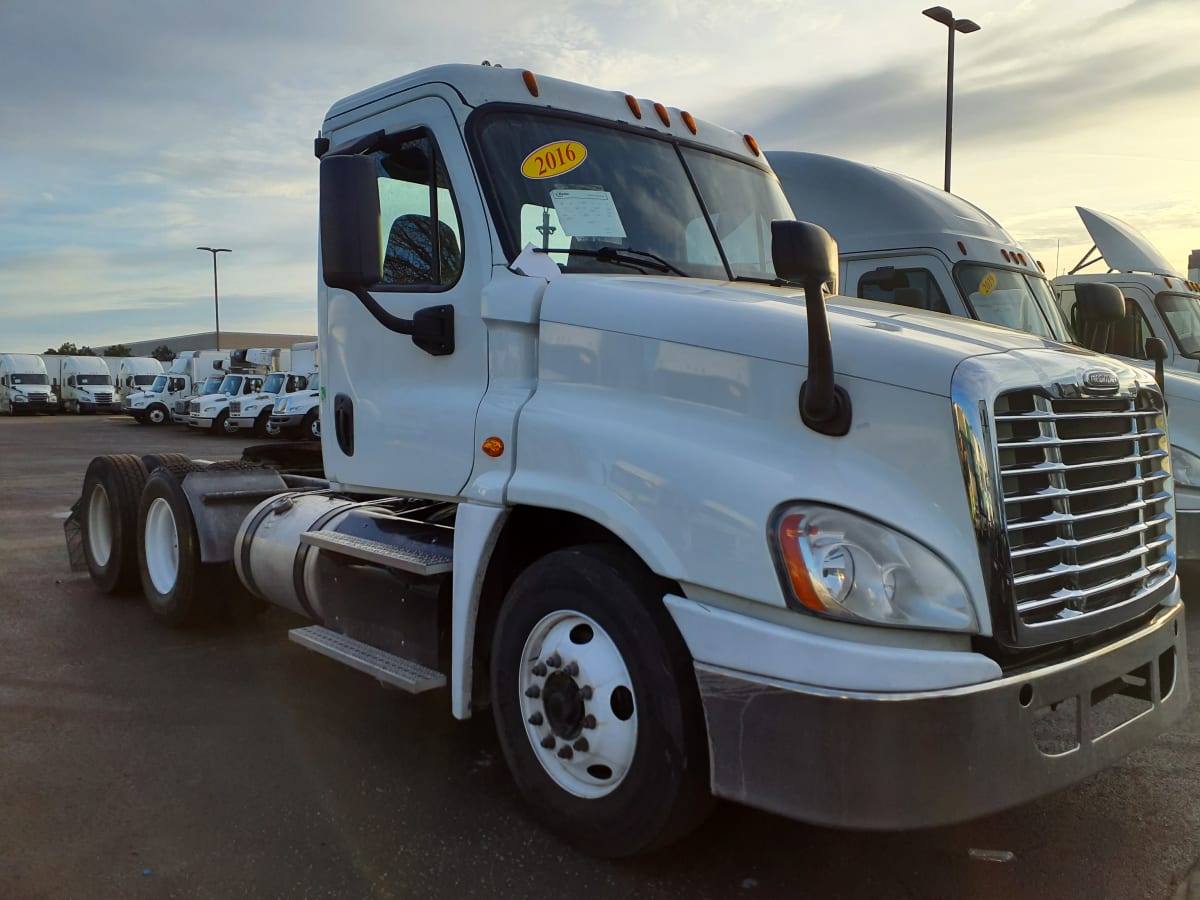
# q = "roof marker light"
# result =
<box><xmin>1001</xmin><ymin>249</ymin><xmax>1011</xmax><ymax>262</ymax></box>
<box><xmin>956</xmin><ymin>241</ymin><xmax>967</xmax><ymax>255</ymax></box>
<box><xmin>625</xmin><ymin>94</ymin><xmax>642</xmax><ymax>119</ymax></box>
<box><xmin>744</xmin><ymin>134</ymin><xmax>761</xmax><ymax>156</ymax></box>
<box><xmin>1018</xmin><ymin>252</ymin><xmax>1027</xmax><ymax>265</ymax></box>
<box><xmin>681</xmin><ymin>111</ymin><xmax>698</xmax><ymax>134</ymax></box>
<box><xmin>1165</xmin><ymin>276</ymin><xmax>1173</xmax><ymax>288</ymax></box>
<box><xmin>1037</xmin><ymin>260</ymin><xmax>1046</xmax><ymax>272</ymax></box>
<box><xmin>654</xmin><ymin>102</ymin><xmax>671</xmax><ymax>127</ymax></box>
<box><xmin>522</xmin><ymin>70</ymin><xmax>539</xmax><ymax>97</ymax></box>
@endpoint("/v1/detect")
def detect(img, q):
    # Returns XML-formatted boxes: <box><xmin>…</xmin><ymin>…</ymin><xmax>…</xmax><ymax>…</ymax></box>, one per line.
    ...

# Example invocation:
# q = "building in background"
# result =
<box><xmin>122</xmin><ymin>331</ymin><xmax>317</xmax><ymax>358</ymax></box>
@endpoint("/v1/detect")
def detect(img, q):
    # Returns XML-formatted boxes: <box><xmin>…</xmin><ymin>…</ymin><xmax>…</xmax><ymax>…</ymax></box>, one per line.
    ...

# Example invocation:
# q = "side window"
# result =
<box><xmin>374</xmin><ymin>131</ymin><xmax>464</xmax><ymax>287</ymax></box>
<box><xmin>858</xmin><ymin>267</ymin><xmax>951</xmax><ymax>314</ymax></box>
<box><xmin>1109</xmin><ymin>300</ymin><xmax>1154</xmax><ymax>359</ymax></box>
<box><xmin>68</xmin><ymin>376</ymin><xmax>76</xmax><ymax>387</ymax></box>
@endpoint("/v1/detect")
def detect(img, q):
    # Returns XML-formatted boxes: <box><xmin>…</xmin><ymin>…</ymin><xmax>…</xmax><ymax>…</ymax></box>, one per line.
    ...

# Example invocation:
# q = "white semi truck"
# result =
<box><xmin>52</xmin><ymin>355</ymin><xmax>120</xmax><ymax>414</ymax></box>
<box><xmin>186</xmin><ymin>348</ymin><xmax>286</xmax><ymax>433</ymax></box>
<box><xmin>173</xmin><ymin>374</ymin><xmax>226</xmax><ymax>425</ymax></box>
<box><xmin>226</xmin><ymin>370</ymin><xmax>314</xmax><ymax>436</ymax></box>
<box><xmin>69</xmin><ymin>65</ymin><xmax>1187</xmax><ymax>856</ymax></box>
<box><xmin>115</xmin><ymin>357</ymin><xmax>164</xmax><ymax>403</ymax></box>
<box><xmin>0</xmin><ymin>354</ymin><xmax>58</xmax><ymax>414</ymax></box>
<box><xmin>268</xmin><ymin>371</ymin><xmax>321</xmax><ymax>439</ymax></box>
<box><xmin>126</xmin><ymin>351</ymin><xmax>228</xmax><ymax>425</ymax></box>
<box><xmin>769</xmin><ymin>151</ymin><xmax>1200</xmax><ymax>573</ymax></box>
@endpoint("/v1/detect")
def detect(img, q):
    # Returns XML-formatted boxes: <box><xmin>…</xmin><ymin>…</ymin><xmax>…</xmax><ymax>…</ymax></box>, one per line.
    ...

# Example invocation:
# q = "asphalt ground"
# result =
<box><xmin>2</xmin><ymin>414</ymin><xmax>1199</xmax><ymax>899</ymax></box>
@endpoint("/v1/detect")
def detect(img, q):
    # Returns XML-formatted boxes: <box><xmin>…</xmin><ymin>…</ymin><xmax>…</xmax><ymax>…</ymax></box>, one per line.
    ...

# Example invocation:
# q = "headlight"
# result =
<box><xmin>1172</xmin><ymin>445</ymin><xmax>1200</xmax><ymax>489</ymax></box>
<box><xmin>203</xmin><ymin>406</ymin><xmax>217</xmax><ymax>414</ymax></box>
<box><xmin>772</xmin><ymin>504</ymin><xmax>977</xmax><ymax>632</ymax></box>
<box><xmin>48</xmin><ymin>394</ymin><xmax>58</xmax><ymax>402</ymax></box>
<box><xmin>273</xmin><ymin>399</ymin><xmax>288</xmax><ymax>413</ymax></box>
<box><xmin>14</xmin><ymin>395</ymin><xmax>27</xmax><ymax>403</ymax></box>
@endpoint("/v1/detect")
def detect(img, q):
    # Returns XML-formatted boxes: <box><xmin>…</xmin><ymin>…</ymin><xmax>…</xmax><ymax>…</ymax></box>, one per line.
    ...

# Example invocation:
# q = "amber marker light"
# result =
<box><xmin>743</xmin><ymin>134</ymin><xmax>761</xmax><ymax>156</ymax></box>
<box><xmin>1037</xmin><ymin>260</ymin><xmax>1045</xmax><ymax>272</ymax></box>
<box><xmin>653</xmin><ymin>102</ymin><xmax>671</xmax><ymax>126</ymax></box>
<box><xmin>957</xmin><ymin>241</ymin><xmax>967</xmax><ymax>255</ymax></box>
<box><xmin>625</xmin><ymin>94</ymin><xmax>642</xmax><ymax>118</ymax></box>
<box><xmin>681</xmin><ymin>111</ymin><xmax>698</xmax><ymax>134</ymax></box>
<box><xmin>522</xmin><ymin>70</ymin><xmax>540</xmax><ymax>97</ymax></box>
<box><xmin>482</xmin><ymin>437</ymin><xmax>505</xmax><ymax>457</ymax></box>
<box><xmin>1165</xmin><ymin>276</ymin><xmax>1174</xmax><ymax>288</ymax></box>
<box><xmin>777</xmin><ymin>513</ymin><xmax>828</xmax><ymax>613</ymax></box>
<box><xmin>1001</xmin><ymin>249</ymin><xmax>1011</xmax><ymax>262</ymax></box>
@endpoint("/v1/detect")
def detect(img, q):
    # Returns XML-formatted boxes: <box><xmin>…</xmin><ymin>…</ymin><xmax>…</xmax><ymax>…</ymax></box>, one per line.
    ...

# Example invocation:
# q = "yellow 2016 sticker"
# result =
<box><xmin>979</xmin><ymin>272</ymin><xmax>998</xmax><ymax>296</ymax></box>
<box><xmin>521</xmin><ymin>141</ymin><xmax>587</xmax><ymax>179</ymax></box>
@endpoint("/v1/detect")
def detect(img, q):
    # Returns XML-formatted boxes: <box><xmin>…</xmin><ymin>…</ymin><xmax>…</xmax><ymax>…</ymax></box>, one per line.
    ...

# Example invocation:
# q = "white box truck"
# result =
<box><xmin>0</xmin><ymin>354</ymin><xmax>58</xmax><ymax>414</ymax></box>
<box><xmin>769</xmin><ymin>150</ymin><xmax>1200</xmax><ymax>573</ymax></box>
<box><xmin>268</xmin><ymin>370</ymin><xmax>321</xmax><ymax>440</ymax></box>
<box><xmin>68</xmin><ymin>65</ymin><xmax>1187</xmax><ymax>857</ymax></box>
<box><xmin>115</xmin><ymin>357</ymin><xmax>164</xmax><ymax>403</ymax></box>
<box><xmin>126</xmin><ymin>351</ymin><xmax>228</xmax><ymax>425</ymax></box>
<box><xmin>54</xmin><ymin>355</ymin><xmax>119</xmax><ymax>414</ymax></box>
<box><xmin>186</xmin><ymin>349</ymin><xmax>286</xmax><ymax>433</ymax></box>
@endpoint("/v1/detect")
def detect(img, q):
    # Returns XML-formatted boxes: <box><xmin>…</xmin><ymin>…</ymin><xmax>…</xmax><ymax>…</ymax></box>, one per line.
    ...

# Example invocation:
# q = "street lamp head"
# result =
<box><xmin>195</xmin><ymin>246</ymin><xmax>231</xmax><ymax>254</ymax></box>
<box><xmin>955</xmin><ymin>18</ymin><xmax>981</xmax><ymax>33</ymax></box>
<box><xmin>922</xmin><ymin>6</ymin><xmax>954</xmax><ymax>26</ymax></box>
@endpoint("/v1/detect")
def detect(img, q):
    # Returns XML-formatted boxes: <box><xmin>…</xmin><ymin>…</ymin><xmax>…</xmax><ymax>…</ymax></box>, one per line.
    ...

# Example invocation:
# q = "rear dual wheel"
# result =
<box><xmin>80</xmin><ymin>454</ymin><xmax>148</xmax><ymax>594</ymax></box>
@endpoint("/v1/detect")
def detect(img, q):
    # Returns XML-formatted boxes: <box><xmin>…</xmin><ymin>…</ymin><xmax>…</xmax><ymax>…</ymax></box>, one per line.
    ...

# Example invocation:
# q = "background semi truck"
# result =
<box><xmin>126</xmin><ymin>350</ymin><xmax>228</xmax><ymax>425</ymax></box>
<box><xmin>115</xmin><ymin>357</ymin><xmax>164</xmax><ymax>403</ymax></box>
<box><xmin>769</xmin><ymin>150</ymin><xmax>1200</xmax><ymax>573</ymax></box>
<box><xmin>0</xmin><ymin>353</ymin><xmax>57</xmax><ymax>415</ymax></box>
<box><xmin>51</xmin><ymin>355</ymin><xmax>119</xmax><ymax>414</ymax></box>
<box><xmin>186</xmin><ymin>348</ymin><xmax>287</xmax><ymax>432</ymax></box>
<box><xmin>69</xmin><ymin>64</ymin><xmax>1188</xmax><ymax>856</ymax></box>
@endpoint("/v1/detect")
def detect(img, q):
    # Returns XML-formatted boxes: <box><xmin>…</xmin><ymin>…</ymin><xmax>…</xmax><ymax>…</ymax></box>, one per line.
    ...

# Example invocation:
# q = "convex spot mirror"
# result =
<box><xmin>320</xmin><ymin>155</ymin><xmax>383</xmax><ymax>289</ymax></box>
<box><xmin>771</xmin><ymin>220</ymin><xmax>839</xmax><ymax>292</ymax></box>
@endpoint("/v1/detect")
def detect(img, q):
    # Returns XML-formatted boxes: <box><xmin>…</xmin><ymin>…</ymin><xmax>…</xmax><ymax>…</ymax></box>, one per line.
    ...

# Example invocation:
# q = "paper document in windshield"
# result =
<box><xmin>550</xmin><ymin>189</ymin><xmax>626</xmax><ymax>240</ymax></box>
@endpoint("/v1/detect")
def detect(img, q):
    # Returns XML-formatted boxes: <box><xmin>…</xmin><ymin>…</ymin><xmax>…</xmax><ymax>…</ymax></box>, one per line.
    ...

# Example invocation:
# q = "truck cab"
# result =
<box><xmin>188</xmin><ymin>372</ymin><xmax>266</xmax><ymax>432</ymax></box>
<box><xmin>227</xmin><ymin>370</ymin><xmax>313</xmax><ymax>436</ymax></box>
<box><xmin>128</xmin><ymin>351</ymin><xmax>228</xmax><ymax>425</ymax></box>
<box><xmin>267</xmin><ymin>371</ymin><xmax>321</xmax><ymax>439</ymax></box>
<box><xmin>0</xmin><ymin>354</ymin><xmax>58</xmax><ymax>415</ymax></box>
<box><xmin>174</xmin><ymin>374</ymin><xmax>225</xmax><ymax>424</ymax></box>
<box><xmin>71</xmin><ymin>64</ymin><xmax>1188</xmax><ymax>856</ymax></box>
<box><xmin>116</xmin><ymin>358</ymin><xmax>164</xmax><ymax>403</ymax></box>
<box><xmin>57</xmin><ymin>355</ymin><xmax>119</xmax><ymax>414</ymax></box>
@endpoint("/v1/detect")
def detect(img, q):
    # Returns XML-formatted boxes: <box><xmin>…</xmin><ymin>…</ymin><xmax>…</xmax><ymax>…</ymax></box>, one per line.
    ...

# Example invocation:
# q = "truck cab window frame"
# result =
<box><xmin>857</xmin><ymin>266</ymin><xmax>951</xmax><ymax>315</ymax></box>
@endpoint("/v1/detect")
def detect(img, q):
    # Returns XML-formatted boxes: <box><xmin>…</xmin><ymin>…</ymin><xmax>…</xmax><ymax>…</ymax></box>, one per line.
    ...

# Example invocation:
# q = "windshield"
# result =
<box><xmin>263</xmin><ymin>373</ymin><xmax>286</xmax><ymax>394</ymax></box>
<box><xmin>955</xmin><ymin>265</ymin><xmax>1073</xmax><ymax>341</ymax></box>
<box><xmin>78</xmin><ymin>374</ymin><xmax>112</xmax><ymax>386</ymax></box>
<box><xmin>1155</xmin><ymin>292</ymin><xmax>1200</xmax><ymax>358</ymax></box>
<box><xmin>200</xmin><ymin>376</ymin><xmax>223</xmax><ymax>394</ymax></box>
<box><xmin>307</xmin><ymin>373</ymin><xmax>320</xmax><ymax>391</ymax></box>
<box><xmin>12</xmin><ymin>373</ymin><xmax>49</xmax><ymax>386</ymax></box>
<box><xmin>218</xmin><ymin>375</ymin><xmax>243</xmax><ymax>396</ymax></box>
<box><xmin>473</xmin><ymin>111</ymin><xmax>792</xmax><ymax>281</ymax></box>
<box><xmin>133</xmin><ymin>374</ymin><xmax>157</xmax><ymax>386</ymax></box>
<box><xmin>150</xmin><ymin>375</ymin><xmax>168</xmax><ymax>392</ymax></box>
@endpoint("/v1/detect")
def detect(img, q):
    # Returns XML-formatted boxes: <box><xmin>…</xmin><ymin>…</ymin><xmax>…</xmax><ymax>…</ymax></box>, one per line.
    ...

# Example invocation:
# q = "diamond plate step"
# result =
<box><xmin>300</xmin><ymin>529</ymin><xmax>453</xmax><ymax>575</ymax></box>
<box><xmin>288</xmin><ymin>626</ymin><xmax>446</xmax><ymax>693</ymax></box>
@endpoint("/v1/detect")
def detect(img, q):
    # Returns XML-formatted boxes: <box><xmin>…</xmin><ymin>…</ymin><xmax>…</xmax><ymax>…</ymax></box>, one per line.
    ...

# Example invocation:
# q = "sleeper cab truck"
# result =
<box><xmin>0</xmin><ymin>354</ymin><xmax>57</xmax><ymax>414</ymax></box>
<box><xmin>70</xmin><ymin>65</ymin><xmax>1188</xmax><ymax>857</ymax></box>
<box><xmin>56</xmin><ymin>355</ymin><xmax>119</xmax><ymax>414</ymax></box>
<box><xmin>769</xmin><ymin>150</ymin><xmax>1200</xmax><ymax>576</ymax></box>
<box><xmin>116</xmin><ymin>358</ymin><xmax>164</xmax><ymax>404</ymax></box>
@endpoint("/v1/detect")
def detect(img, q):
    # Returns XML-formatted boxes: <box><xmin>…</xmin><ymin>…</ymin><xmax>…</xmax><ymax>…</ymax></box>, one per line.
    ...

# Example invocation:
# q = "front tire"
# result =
<box><xmin>490</xmin><ymin>545</ymin><xmax>712</xmax><ymax>857</ymax></box>
<box><xmin>212</xmin><ymin>409</ymin><xmax>229</xmax><ymax>435</ymax></box>
<box><xmin>301</xmin><ymin>409</ymin><xmax>320</xmax><ymax>441</ymax></box>
<box><xmin>80</xmin><ymin>454</ymin><xmax>148</xmax><ymax>594</ymax></box>
<box><xmin>147</xmin><ymin>404</ymin><xmax>168</xmax><ymax>425</ymax></box>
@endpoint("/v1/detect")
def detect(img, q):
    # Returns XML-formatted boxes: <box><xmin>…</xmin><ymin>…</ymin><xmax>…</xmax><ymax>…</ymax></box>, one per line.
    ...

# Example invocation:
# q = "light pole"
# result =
<box><xmin>196</xmin><ymin>246</ymin><xmax>231</xmax><ymax>350</ymax></box>
<box><xmin>922</xmin><ymin>6</ymin><xmax>980</xmax><ymax>193</ymax></box>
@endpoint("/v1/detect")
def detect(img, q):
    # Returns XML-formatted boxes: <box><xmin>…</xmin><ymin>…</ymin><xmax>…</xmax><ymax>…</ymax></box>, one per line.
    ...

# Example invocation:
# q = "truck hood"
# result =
<box><xmin>1077</xmin><ymin>206</ymin><xmax>1179</xmax><ymax>277</ymax></box>
<box><xmin>539</xmin><ymin>275</ymin><xmax>1084</xmax><ymax>396</ymax></box>
<box><xmin>192</xmin><ymin>394</ymin><xmax>231</xmax><ymax>405</ymax></box>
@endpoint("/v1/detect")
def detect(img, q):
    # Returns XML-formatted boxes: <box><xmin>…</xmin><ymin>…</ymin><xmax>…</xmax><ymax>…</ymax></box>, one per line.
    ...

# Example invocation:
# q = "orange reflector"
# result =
<box><xmin>625</xmin><ymin>94</ymin><xmax>642</xmax><ymax>119</ymax></box>
<box><xmin>522</xmin><ymin>70</ymin><xmax>539</xmax><ymax>97</ymax></box>
<box><xmin>654</xmin><ymin>102</ymin><xmax>670</xmax><ymax>127</ymax></box>
<box><xmin>957</xmin><ymin>241</ymin><xmax>967</xmax><ymax>255</ymax></box>
<box><xmin>681</xmin><ymin>110</ymin><xmax>698</xmax><ymax>134</ymax></box>
<box><xmin>1165</xmin><ymin>276</ymin><xmax>1173</xmax><ymax>288</ymax></box>
<box><xmin>778</xmin><ymin>514</ymin><xmax>825</xmax><ymax>613</ymax></box>
<box><xmin>1001</xmin><ymin>249</ymin><xmax>1011</xmax><ymax>262</ymax></box>
<box><xmin>482</xmin><ymin>437</ymin><xmax>504</xmax><ymax>458</ymax></box>
<box><xmin>744</xmin><ymin>134</ymin><xmax>761</xmax><ymax>156</ymax></box>
<box><xmin>1018</xmin><ymin>253</ymin><xmax>1027</xmax><ymax>265</ymax></box>
<box><xmin>1037</xmin><ymin>260</ymin><xmax>1046</xmax><ymax>272</ymax></box>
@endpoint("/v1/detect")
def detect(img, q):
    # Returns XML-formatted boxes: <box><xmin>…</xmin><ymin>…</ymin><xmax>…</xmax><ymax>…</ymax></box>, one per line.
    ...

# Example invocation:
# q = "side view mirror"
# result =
<box><xmin>1074</xmin><ymin>282</ymin><xmax>1126</xmax><ymax>352</ymax></box>
<box><xmin>772</xmin><ymin>220</ymin><xmax>851</xmax><ymax>436</ymax></box>
<box><xmin>1146</xmin><ymin>336</ymin><xmax>1168</xmax><ymax>393</ymax></box>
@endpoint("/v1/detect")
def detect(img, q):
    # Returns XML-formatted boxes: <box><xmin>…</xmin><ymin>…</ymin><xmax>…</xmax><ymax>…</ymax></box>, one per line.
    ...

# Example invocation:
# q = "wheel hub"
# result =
<box><xmin>542</xmin><ymin>672</ymin><xmax>585</xmax><ymax>740</ymax></box>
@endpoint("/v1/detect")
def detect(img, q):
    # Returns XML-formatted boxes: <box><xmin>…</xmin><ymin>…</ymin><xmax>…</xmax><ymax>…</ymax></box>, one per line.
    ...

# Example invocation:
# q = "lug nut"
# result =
<box><xmin>546</xmin><ymin>653</ymin><xmax>562</xmax><ymax>668</ymax></box>
<box><xmin>532</xmin><ymin>663</ymin><xmax>547</xmax><ymax>677</ymax></box>
<box><xmin>564</xmin><ymin>662</ymin><xmax>579</xmax><ymax>677</ymax></box>
<box><xmin>581</xmin><ymin>685</ymin><xmax>593</xmax><ymax>700</ymax></box>
<box><xmin>528</xmin><ymin>712</ymin><xmax>544</xmax><ymax>726</ymax></box>
<box><xmin>557</xmin><ymin>746</ymin><xmax>574</xmax><ymax>760</ymax></box>
<box><xmin>541</xmin><ymin>735</ymin><xmax>556</xmax><ymax>749</ymax></box>
<box><xmin>573</xmin><ymin>738</ymin><xmax>589</xmax><ymax>752</ymax></box>
<box><xmin>525</xmin><ymin>685</ymin><xmax>541</xmax><ymax>699</ymax></box>
<box><xmin>583</xmin><ymin>714</ymin><xmax>597</xmax><ymax>729</ymax></box>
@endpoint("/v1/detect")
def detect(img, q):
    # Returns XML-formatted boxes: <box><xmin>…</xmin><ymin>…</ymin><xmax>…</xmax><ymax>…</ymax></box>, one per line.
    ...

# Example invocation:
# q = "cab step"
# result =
<box><xmin>299</xmin><ymin>529</ymin><xmax>453</xmax><ymax>575</ymax></box>
<box><xmin>288</xmin><ymin>625</ymin><xmax>446</xmax><ymax>693</ymax></box>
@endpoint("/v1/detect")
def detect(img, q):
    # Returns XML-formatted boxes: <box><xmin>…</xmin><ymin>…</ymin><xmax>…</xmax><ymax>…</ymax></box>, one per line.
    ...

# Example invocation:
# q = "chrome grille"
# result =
<box><xmin>94</xmin><ymin>392</ymin><xmax>112</xmax><ymax>404</ymax></box>
<box><xmin>994</xmin><ymin>389</ymin><xmax>1172</xmax><ymax>629</ymax></box>
<box><xmin>175</xmin><ymin>399</ymin><xmax>187</xmax><ymax>414</ymax></box>
<box><xmin>190</xmin><ymin>401</ymin><xmax>201</xmax><ymax>416</ymax></box>
<box><xmin>230</xmin><ymin>401</ymin><xmax>242</xmax><ymax>415</ymax></box>
<box><xmin>27</xmin><ymin>392</ymin><xmax>48</xmax><ymax>403</ymax></box>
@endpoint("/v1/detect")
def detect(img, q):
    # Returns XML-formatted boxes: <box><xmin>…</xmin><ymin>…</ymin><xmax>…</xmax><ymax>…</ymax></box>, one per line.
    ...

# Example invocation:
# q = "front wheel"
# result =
<box><xmin>301</xmin><ymin>409</ymin><xmax>320</xmax><ymax>441</ymax></box>
<box><xmin>490</xmin><ymin>545</ymin><xmax>712</xmax><ymax>857</ymax></box>
<box><xmin>146</xmin><ymin>404</ymin><xmax>168</xmax><ymax>425</ymax></box>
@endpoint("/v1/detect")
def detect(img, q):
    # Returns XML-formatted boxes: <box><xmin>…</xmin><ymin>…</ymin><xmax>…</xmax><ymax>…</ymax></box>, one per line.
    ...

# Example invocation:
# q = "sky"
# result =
<box><xmin>1</xmin><ymin>0</ymin><xmax>1197</xmax><ymax>353</ymax></box>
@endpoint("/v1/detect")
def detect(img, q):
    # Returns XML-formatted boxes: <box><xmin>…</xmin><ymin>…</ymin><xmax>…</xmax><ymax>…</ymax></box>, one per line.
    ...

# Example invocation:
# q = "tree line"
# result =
<box><xmin>43</xmin><ymin>342</ymin><xmax>177</xmax><ymax>361</ymax></box>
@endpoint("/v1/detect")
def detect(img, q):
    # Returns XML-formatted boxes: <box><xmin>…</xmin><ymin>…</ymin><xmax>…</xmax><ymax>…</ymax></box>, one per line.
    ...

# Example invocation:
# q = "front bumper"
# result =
<box><xmin>228</xmin><ymin>415</ymin><xmax>259</xmax><ymax>431</ymax></box>
<box><xmin>268</xmin><ymin>413</ymin><xmax>305</xmax><ymax>429</ymax></box>
<box><xmin>692</xmin><ymin>600</ymin><xmax>1187</xmax><ymax>829</ymax></box>
<box><xmin>81</xmin><ymin>402</ymin><xmax>122</xmax><ymax>414</ymax></box>
<box><xmin>189</xmin><ymin>415</ymin><xmax>216</xmax><ymax>429</ymax></box>
<box><xmin>14</xmin><ymin>400</ymin><xmax>58</xmax><ymax>413</ymax></box>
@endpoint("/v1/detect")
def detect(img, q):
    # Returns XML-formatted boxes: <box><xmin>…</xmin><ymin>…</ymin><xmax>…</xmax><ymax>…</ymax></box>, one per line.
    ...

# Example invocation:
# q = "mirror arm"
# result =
<box><xmin>342</xmin><ymin>286</ymin><xmax>455</xmax><ymax>357</ymax></box>
<box><xmin>799</xmin><ymin>275</ymin><xmax>852</xmax><ymax>436</ymax></box>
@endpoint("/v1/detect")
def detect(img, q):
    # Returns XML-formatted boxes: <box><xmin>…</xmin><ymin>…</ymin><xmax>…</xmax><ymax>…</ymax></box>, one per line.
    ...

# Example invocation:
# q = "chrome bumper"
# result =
<box><xmin>696</xmin><ymin>600</ymin><xmax>1188</xmax><ymax>829</ymax></box>
<box><xmin>268</xmin><ymin>413</ymin><xmax>305</xmax><ymax>428</ymax></box>
<box><xmin>189</xmin><ymin>416</ymin><xmax>215</xmax><ymax>429</ymax></box>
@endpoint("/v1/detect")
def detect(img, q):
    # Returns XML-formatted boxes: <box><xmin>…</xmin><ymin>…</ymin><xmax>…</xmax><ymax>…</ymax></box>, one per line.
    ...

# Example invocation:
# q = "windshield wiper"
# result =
<box><xmin>535</xmin><ymin>246</ymin><xmax>688</xmax><ymax>277</ymax></box>
<box><xmin>733</xmin><ymin>274</ymin><xmax>785</xmax><ymax>286</ymax></box>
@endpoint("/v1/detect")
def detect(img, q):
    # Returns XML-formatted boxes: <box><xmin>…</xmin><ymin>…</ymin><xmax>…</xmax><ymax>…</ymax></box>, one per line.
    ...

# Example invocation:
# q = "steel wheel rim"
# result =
<box><xmin>144</xmin><ymin>497</ymin><xmax>180</xmax><ymax>595</ymax></box>
<box><xmin>309</xmin><ymin>417</ymin><xmax>320</xmax><ymax>438</ymax></box>
<box><xmin>149</xmin><ymin>407</ymin><xmax>165</xmax><ymax>424</ymax></box>
<box><xmin>87</xmin><ymin>483</ymin><xmax>113</xmax><ymax>567</ymax></box>
<box><xmin>518</xmin><ymin>610</ymin><xmax>638</xmax><ymax>799</ymax></box>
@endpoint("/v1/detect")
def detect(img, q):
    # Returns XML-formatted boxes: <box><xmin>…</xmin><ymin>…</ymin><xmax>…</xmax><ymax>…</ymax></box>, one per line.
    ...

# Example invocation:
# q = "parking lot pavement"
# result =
<box><xmin>2</xmin><ymin>414</ymin><xmax>1200</xmax><ymax>899</ymax></box>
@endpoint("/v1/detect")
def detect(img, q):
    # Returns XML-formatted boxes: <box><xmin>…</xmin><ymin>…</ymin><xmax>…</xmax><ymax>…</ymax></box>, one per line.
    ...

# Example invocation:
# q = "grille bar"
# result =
<box><xmin>995</xmin><ymin>409</ymin><xmax>1160</xmax><ymax>422</ymax></box>
<box><xmin>1015</xmin><ymin>559</ymin><xmax>1173</xmax><ymax>612</ymax></box>
<box><xmin>1004</xmin><ymin>470</ymin><xmax>1169</xmax><ymax>504</ymax></box>
<box><xmin>1000</xmin><ymin>449</ymin><xmax>1166</xmax><ymax>478</ymax></box>
<box><xmin>1005</xmin><ymin>492</ymin><xmax>1171</xmax><ymax>532</ymax></box>
<box><xmin>996</xmin><ymin>428</ymin><xmax>1165</xmax><ymax>449</ymax></box>
<box><xmin>1013</xmin><ymin>536</ymin><xmax>1174</xmax><ymax>587</ymax></box>
<box><xmin>1011</xmin><ymin>512</ymin><xmax>1172</xmax><ymax>559</ymax></box>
